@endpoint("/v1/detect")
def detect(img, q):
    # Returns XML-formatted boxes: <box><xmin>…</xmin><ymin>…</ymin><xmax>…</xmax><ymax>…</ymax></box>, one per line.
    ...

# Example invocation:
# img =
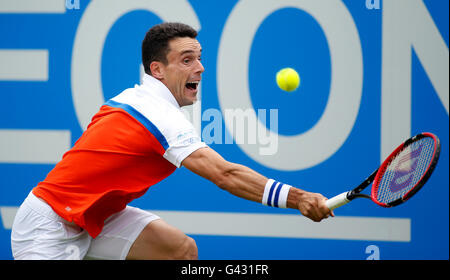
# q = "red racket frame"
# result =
<box><xmin>371</xmin><ymin>132</ymin><xmax>441</xmax><ymax>207</ymax></box>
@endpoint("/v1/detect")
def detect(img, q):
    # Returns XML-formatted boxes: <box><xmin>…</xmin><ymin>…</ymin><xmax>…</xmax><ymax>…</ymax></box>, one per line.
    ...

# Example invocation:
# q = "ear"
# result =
<box><xmin>150</xmin><ymin>61</ymin><xmax>165</xmax><ymax>79</ymax></box>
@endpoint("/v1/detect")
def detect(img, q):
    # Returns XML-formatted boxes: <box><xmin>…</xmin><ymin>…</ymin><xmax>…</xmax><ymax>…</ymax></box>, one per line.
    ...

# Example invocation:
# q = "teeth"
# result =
<box><xmin>186</xmin><ymin>81</ymin><xmax>199</xmax><ymax>90</ymax></box>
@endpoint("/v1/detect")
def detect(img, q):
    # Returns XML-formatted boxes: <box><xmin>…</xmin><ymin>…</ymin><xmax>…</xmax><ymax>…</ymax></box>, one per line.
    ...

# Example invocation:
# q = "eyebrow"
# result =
<box><xmin>180</xmin><ymin>49</ymin><xmax>202</xmax><ymax>56</ymax></box>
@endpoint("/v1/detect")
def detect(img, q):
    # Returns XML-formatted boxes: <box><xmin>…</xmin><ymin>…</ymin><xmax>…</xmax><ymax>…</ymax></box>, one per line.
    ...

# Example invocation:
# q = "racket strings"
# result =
<box><xmin>375</xmin><ymin>137</ymin><xmax>435</xmax><ymax>204</ymax></box>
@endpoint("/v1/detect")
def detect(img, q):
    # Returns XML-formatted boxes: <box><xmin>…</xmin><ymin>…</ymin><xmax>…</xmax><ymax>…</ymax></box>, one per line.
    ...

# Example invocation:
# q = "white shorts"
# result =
<box><xmin>11</xmin><ymin>192</ymin><xmax>160</xmax><ymax>260</ymax></box>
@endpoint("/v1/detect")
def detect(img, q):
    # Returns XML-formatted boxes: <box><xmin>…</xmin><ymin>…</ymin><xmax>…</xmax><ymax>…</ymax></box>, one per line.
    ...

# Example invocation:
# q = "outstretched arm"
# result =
<box><xmin>182</xmin><ymin>147</ymin><xmax>333</xmax><ymax>222</ymax></box>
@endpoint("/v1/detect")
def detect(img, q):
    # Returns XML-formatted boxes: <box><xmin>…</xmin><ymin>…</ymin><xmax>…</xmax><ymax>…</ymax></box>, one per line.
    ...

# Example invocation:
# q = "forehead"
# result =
<box><xmin>168</xmin><ymin>37</ymin><xmax>202</xmax><ymax>56</ymax></box>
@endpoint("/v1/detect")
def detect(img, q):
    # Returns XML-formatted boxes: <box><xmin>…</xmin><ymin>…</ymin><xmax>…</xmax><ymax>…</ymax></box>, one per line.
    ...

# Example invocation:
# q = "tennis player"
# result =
<box><xmin>11</xmin><ymin>22</ymin><xmax>333</xmax><ymax>260</ymax></box>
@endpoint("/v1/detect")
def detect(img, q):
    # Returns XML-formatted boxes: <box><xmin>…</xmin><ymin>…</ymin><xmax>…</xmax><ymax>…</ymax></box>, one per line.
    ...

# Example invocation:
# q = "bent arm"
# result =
<box><xmin>182</xmin><ymin>147</ymin><xmax>332</xmax><ymax>221</ymax></box>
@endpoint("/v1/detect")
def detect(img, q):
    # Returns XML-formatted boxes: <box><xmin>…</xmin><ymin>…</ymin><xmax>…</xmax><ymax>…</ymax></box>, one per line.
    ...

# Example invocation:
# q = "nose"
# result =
<box><xmin>196</xmin><ymin>59</ymin><xmax>205</xmax><ymax>74</ymax></box>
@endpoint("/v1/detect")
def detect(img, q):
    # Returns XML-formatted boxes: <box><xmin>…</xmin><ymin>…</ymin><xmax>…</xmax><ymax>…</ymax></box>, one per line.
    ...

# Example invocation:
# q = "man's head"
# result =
<box><xmin>142</xmin><ymin>22</ymin><xmax>204</xmax><ymax>107</ymax></box>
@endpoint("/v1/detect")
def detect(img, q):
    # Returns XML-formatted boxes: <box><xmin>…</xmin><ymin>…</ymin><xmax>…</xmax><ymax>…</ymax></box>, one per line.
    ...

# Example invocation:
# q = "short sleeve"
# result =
<box><xmin>162</xmin><ymin>120</ymin><xmax>207</xmax><ymax>168</ymax></box>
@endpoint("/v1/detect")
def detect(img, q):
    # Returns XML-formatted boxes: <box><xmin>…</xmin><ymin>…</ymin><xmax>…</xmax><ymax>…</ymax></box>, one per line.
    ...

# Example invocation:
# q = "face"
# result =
<box><xmin>151</xmin><ymin>37</ymin><xmax>204</xmax><ymax>107</ymax></box>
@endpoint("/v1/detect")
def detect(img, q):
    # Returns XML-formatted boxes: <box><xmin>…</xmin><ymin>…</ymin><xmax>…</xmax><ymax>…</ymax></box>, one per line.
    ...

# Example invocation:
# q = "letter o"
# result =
<box><xmin>217</xmin><ymin>0</ymin><xmax>363</xmax><ymax>170</ymax></box>
<box><xmin>71</xmin><ymin>0</ymin><xmax>200</xmax><ymax>130</ymax></box>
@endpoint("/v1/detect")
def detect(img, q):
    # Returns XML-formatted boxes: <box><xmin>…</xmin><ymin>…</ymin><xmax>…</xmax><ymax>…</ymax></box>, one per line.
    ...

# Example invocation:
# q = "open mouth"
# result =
<box><xmin>185</xmin><ymin>81</ymin><xmax>199</xmax><ymax>91</ymax></box>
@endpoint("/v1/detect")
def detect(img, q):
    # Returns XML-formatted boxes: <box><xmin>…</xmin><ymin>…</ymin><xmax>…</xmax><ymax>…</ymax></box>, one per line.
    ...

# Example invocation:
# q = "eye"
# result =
<box><xmin>182</xmin><ymin>57</ymin><xmax>193</xmax><ymax>65</ymax></box>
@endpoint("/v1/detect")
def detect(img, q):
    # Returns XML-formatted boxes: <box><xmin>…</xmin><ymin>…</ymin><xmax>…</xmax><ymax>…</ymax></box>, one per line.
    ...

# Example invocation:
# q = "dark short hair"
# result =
<box><xmin>142</xmin><ymin>22</ymin><xmax>198</xmax><ymax>75</ymax></box>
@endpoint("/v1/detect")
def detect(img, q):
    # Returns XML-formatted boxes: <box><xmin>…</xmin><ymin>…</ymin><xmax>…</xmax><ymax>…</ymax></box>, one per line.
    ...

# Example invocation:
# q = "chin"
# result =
<box><xmin>182</xmin><ymin>99</ymin><xmax>196</xmax><ymax>107</ymax></box>
<box><xmin>181</xmin><ymin>92</ymin><xmax>198</xmax><ymax>107</ymax></box>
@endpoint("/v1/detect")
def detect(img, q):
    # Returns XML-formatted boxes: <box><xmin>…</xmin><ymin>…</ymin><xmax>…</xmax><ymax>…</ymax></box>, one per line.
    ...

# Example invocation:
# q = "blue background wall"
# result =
<box><xmin>0</xmin><ymin>0</ymin><xmax>448</xmax><ymax>260</ymax></box>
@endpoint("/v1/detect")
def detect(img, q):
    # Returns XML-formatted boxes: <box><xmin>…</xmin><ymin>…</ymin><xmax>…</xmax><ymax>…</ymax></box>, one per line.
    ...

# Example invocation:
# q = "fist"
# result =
<box><xmin>297</xmin><ymin>191</ymin><xmax>334</xmax><ymax>222</ymax></box>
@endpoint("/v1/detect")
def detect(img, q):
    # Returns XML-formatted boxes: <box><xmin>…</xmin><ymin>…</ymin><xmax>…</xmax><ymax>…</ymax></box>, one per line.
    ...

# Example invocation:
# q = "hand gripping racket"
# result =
<box><xmin>326</xmin><ymin>132</ymin><xmax>441</xmax><ymax>210</ymax></box>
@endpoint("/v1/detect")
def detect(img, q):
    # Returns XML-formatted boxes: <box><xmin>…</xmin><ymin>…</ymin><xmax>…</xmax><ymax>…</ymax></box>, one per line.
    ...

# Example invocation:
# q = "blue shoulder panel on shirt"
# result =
<box><xmin>104</xmin><ymin>99</ymin><xmax>169</xmax><ymax>150</ymax></box>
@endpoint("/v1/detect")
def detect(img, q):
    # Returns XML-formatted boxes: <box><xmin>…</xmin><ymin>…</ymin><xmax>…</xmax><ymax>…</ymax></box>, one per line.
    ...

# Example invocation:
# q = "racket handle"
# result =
<box><xmin>325</xmin><ymin>192</ymin><xmax>350</xmax><ymax>210</ymax></box>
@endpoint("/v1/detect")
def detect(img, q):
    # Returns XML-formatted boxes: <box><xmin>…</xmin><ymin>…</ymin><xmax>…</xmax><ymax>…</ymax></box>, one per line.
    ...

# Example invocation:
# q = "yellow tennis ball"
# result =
<box><xmin>276</xmin><ymin>68</ymin><xmax>300</xmax><ymax>92</ymax></box>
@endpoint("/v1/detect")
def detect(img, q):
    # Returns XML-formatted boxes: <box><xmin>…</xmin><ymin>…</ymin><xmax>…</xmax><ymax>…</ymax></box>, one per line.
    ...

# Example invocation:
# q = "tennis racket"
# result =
<box><xmin>326</xmin><ymin>132</ymin><xmax>441</xmax><ymax>210</ymax></box>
